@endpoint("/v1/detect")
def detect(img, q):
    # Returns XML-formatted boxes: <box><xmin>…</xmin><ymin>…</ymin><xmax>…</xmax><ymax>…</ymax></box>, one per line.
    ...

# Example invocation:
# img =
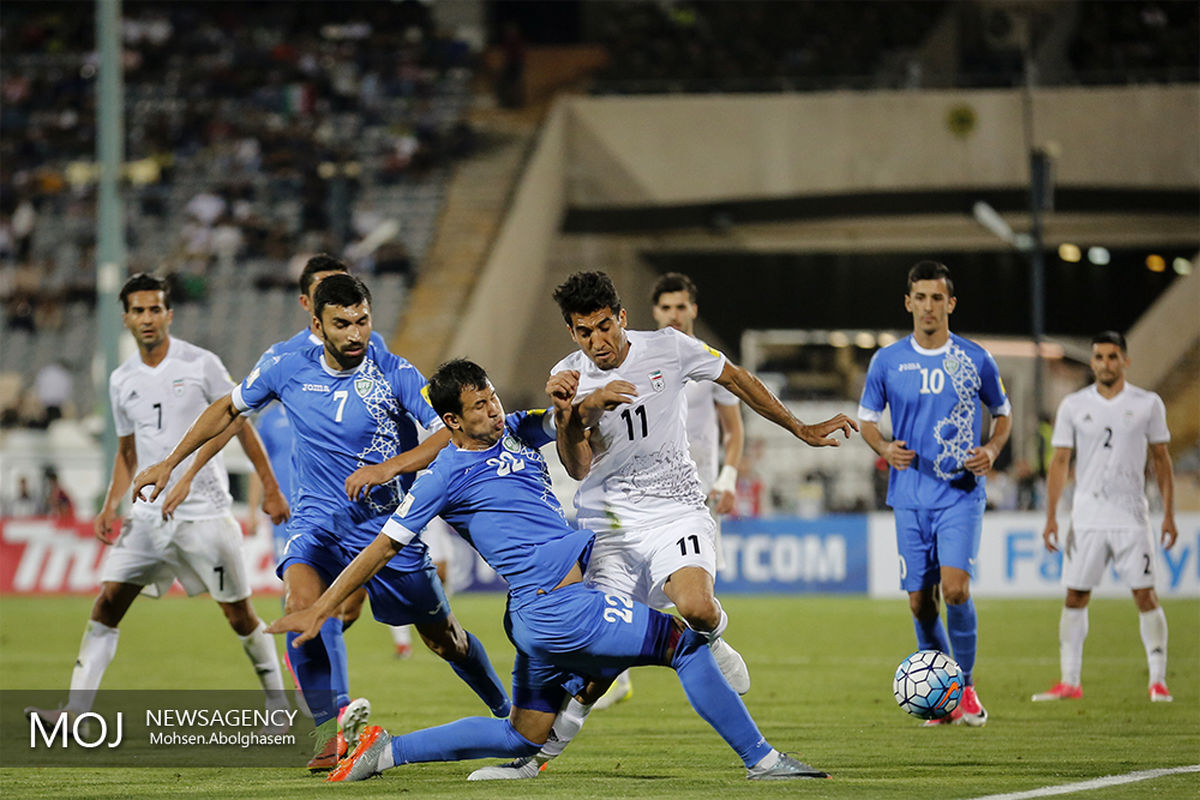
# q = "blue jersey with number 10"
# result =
<box><xmin>232</xmin><ymin>341</ymin><xmax>441</xmax><ymax>558</ymax></box>
<box><xmin>381</xmin><ymin>410</ymin><xmax>595</xmax><ymax>611</ymax></box>
<box><xmin>858</xmin><ymin>333</ymin><xmax>1010</xmax><ymax>510</ymax></box>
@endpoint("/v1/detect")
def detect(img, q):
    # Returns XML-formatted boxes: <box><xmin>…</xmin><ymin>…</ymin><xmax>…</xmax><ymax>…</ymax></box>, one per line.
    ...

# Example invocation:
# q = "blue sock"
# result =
<box><xmin>448</xmin><ymin>632</ymin><xmax>511</xmax><ymax>718</ymax></box>
<box><xmin>319</xmin><ymin>619</ymin><xmax>351</xmax><ymax>711</ymax></box>
<box><xmin>671</xmin><ymin>629</ymin><xmax>773</xmax><ymax>768</ymax></box>
<box><xmin>913</xmin><ymin>613</ymin><xmax>951</xmax><ymax>655</ymax></box>
<box><xmin>286</xmin><ymin>618</ymin><xmax>343</xmax><ymax>727</ymax></box>
<box><xmin>392</xmin><ymin>717</ymin><xmax>538</xmax><ymax>765</ymax></box>
<box><xmin>945</xmin><ymin>599</ymin><xmax>977</xmax><ymax>686</ymax></box>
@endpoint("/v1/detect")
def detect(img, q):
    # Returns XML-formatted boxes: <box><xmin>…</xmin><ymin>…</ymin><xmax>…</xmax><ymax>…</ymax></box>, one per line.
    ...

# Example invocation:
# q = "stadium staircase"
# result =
<box><xmin>388</xmin><ymin>111</ymin><xmax>539</xmax><ymax>374</ymax></box>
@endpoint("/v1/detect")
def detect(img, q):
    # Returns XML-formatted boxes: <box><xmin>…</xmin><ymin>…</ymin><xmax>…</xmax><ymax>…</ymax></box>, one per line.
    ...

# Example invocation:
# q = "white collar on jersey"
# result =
<box><xmin>307</xmin><ymin>330</ymin><xmax>322</xmax><ymax>345</ymax></box>
<box><xmin>909</xmin><ymin>335</ymin><xmax>951</xmax><ymax>357</ymax></box>
<box><xmin>320</xmin><ymin>351</ymin><xmax>368</xmax><ymax>377</ymax></box>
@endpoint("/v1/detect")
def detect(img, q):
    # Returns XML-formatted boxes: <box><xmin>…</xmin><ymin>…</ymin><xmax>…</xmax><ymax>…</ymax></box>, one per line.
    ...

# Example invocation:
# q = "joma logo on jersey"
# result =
<box><xmin>648</xmin><ymin>370</ymin><xmax>665</xmax><ymax>392</ymax></box>
<box><xmin>897</xmin><ymin>363</ymin><xmax>921</xmax><ymax>372</ymax></box>
<box><xmin>302</xmin><ymin>384</ymin><xmax>331</xmax><ymax>393</ymax></box>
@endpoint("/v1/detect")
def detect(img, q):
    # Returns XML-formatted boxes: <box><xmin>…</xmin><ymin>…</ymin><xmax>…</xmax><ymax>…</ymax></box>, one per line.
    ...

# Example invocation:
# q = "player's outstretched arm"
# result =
<box><xmin>95</xmin><ymin>434</ymin><xmax>137</xmax><ymax>545</ymax></box>
<box><xmin>160</xmin><ymin>416</ymin><xmax>250</xmax><ymax>520</ymax></box>
<box><xmin>716</xmin><ymin>362</ymin><xmax>857</xmax><ymax>446</ymax></box>
<box><xmin>1149</xmin><ymin>442</ymin><xmax>1177</xmax><ymax>549</ymax></box>
<box><xmin>131</xmin><ymin>394</ymin><xmax>242</xmax><ymax>505</ymax></box>
<box><xmin>268</xmin><ymin>532</ymin><xmax>400</xmax><ymax>644</ymax></box>
<box><xmin>345</xmin><ymin>427</ymin><xmax>452</xmax><ymax>501</ymax></box>
<box><xmin>1042</xmin><ymin>447</ymin><xmax>1072</xmax><ymax>553</ymax></box>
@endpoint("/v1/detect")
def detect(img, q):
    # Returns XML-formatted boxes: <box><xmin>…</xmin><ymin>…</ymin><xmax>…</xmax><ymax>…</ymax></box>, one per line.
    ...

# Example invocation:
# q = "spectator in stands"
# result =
<box><xmin>6</xmin><ymin>475</ymin><xmax>40</xmax><ymax>517</ymax></box>
<box><xmin>34</xmin><ymin>359</ymin><xmax>73</xmax><ymax>423</ymax></box>
<box><xmin>41</xmin><ymin>466</ymin><xmax>75</xmax><ymax>520</ymax></box>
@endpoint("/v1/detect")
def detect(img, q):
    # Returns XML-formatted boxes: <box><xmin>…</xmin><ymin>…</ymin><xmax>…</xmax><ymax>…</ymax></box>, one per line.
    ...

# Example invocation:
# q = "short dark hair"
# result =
<box><xmin>119</xmin><ymin>273</ymin><xmax>171</xmax><ymax>311</ymax></box>
<box><xmin>300</xmin><ymin>253</ymin><xmax>349</xmax><ymax>297</ymax></box>
<box><xmin>906</xmin><ymin>260</ymin><xmax>955</xmax><ymax>297</ymax></box>
<box><xmin>552</xmin><ymin>271</ymin><xmax>622</xmax><ymax>325</ymax></box>
<box><xmin>1091</xmin><ymin>330</ymin><xmax>1127</xmax><ymax>353</ymax></box>
<box><xmin>427</xmin><ymin>358</ymin><xmax>491</xmax><ymax>418</ymax></box>
<box><xmin>651</xmin><ymin>272</ymin><xmax>697</xmax><ymax>304</ymax></box>
<box><xmin>313</xmin><ymin>273</ymin><xmax>371</xmax><ymax>319</ymax></box>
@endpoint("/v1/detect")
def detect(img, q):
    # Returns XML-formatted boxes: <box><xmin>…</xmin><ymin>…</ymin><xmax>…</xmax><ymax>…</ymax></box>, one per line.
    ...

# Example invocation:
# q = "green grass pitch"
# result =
<box><xmin>2</xmin><ymin>593</ymin><xmax>1197</xmax><ymax>799</ymax></box>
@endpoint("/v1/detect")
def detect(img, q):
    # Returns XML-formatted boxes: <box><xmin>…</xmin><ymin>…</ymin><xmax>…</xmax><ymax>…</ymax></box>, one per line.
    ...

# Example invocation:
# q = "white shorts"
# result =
<box><xmin>581</xmin><ymin>511</ymin><xmax>717</xmax><ymax>610</ymax></box>
<box><xmin>101</xmin><ymin>514</ymin><xmax>251</xmax><ymax>602</ymax></box>
<box><xmin>1063</xmin><ymin>525</ymin><xmax>1157</xmax><ymax>591</ymax></box>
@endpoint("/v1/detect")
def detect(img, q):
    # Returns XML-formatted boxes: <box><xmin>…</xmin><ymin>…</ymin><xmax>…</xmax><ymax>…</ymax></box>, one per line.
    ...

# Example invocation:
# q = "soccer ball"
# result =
<box><xmin>893</xmin><ymin>650</ymin><xmax>963</xmax><ymax>720</ymax></box>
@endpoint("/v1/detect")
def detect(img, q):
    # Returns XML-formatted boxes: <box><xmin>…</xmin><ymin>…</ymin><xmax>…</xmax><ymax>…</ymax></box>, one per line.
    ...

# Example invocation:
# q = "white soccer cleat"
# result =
<box><xmin>746</xmin><ymin>752</ymin><xmax>830</xmax><ymax>780</ymax></box>
<box><xmin>710</xmin><ymin>638</ymin><xmax>751</xmax><ymax>695</ymax></box>
<box><xmin>1149</xmin><ymin>683</ymin><xmax>1174</xmax><ymax>703</ymax></box>
<box><xmin>338</xmin><ymin>697</ymin><xmax>372</xmax><ymax>752</ymax></box>
<box><xmin>466</xmin><ymin>756</ymin><xmax>544</xmax><ymax>781</ymax></box>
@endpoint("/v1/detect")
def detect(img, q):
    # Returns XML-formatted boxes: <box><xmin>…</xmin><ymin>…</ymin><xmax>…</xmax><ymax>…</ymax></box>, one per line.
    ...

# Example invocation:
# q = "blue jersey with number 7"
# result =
<box><xmin>232</xmin><ymin>341</ymin><xmax>442</xmax><ymax>551</ymax></box>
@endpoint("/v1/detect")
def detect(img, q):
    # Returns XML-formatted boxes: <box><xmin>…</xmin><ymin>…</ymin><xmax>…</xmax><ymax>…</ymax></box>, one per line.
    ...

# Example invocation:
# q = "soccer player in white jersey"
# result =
<box><xmin>859</xmin><ymin>260</ymin><xmax>1011</xmax><ymax>728</ymax></box>
<box><xmin>1033</xmin><ymin>331</ymin><xmax>1178</xmax><ymax>703</ymax></box>
<box><xmin>25</xmin><ymin>273</ymin><xmax>291</xmax><ymax>729</ymax></box>
<box><xmin>469</xmin><ymin>270</ymin><xmax>855</xmax><ymax>780</ymax></box>
<box><xmin>592</xmin><ymin>272</ymin><xmax>745</xmax><ymax>711</ymax></box>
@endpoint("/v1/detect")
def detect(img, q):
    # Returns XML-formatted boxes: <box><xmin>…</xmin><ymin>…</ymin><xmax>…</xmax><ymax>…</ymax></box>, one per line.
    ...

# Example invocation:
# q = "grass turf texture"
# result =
<box><xmin>1</xmin><ymin>593</ymin><xmax>1197</xmax><ymax>799</ymax></box>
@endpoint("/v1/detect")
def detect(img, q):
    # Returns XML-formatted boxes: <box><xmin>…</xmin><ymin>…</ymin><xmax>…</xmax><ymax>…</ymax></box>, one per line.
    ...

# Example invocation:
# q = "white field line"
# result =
<box><xmin>964</xmin><ymin>764</ymin><xmax>1200</xmax><ymax>800</ymax></box>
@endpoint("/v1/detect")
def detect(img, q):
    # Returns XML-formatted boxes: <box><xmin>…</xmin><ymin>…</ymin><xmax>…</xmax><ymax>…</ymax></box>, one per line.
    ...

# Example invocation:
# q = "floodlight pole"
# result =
<box><xmin>96</xmin><ymin>0</ymin><xmax>125</xmax><ymax>485</ymax></box>
<box><xmin>1022</xmin><ymin>51</ymin><xmax>1047</xmax><ymax>425</ymax></box>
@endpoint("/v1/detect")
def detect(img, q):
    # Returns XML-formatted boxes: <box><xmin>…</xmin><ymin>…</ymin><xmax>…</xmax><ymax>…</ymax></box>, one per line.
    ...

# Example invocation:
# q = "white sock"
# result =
<box><xmin>1059</xmin><ymin>607</ymin><xmax>1088</xmax><ymax>686</ymax></box>
<box><xmin>749</xmin><ymin>749</ymin><xmax>781</xmax><ymax>773</ymax></box>
<box><xmin>538</xmin><ymin>697</ymin><xmax>593</xmax><ymax>762</ymax></box>
<box><xmin>67</xmin><ymin>620</ymin><xmax>120</xmax><ymax>713</ymax></box>
<box><xmin>390</xmin><ymin>625</ymin><xmax>412</xmax><ymax>646</ymax></box>
<box><xmin>239</xmin><ymin>622</ymin><xmax>287</xmax><ymax>709</ymax></box>
<box><xmin>1138</xmin><ymin>607</ymin><xmax>1168</xmax><ymax>686</ymax></box>
<box><xmin>377</xmin><ymin>738</ymin><xmax>396</xmax><ymax>771</ymax></box>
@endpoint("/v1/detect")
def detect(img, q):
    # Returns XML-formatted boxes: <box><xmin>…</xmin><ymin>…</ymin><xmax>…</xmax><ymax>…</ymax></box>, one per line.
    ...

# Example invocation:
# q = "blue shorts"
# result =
<box><xmin>505</xmin><ymin>584</ymin><xmax>677</xmax><ymax>713</ymax></box>
<box><xmin>893</xmin><ymin>496</ymin><xmax>985</xmax><ymax>592</ymax></box>
<box><xmin>279</xmin><ymin>525</ymin><xmax>448</xmax><ymax>627</ymax></box>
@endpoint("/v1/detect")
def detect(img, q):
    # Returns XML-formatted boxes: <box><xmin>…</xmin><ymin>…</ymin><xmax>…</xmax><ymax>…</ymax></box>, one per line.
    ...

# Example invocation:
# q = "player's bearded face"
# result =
<box><xmin>1090</xmin><ymin>344</ymin><xmax>1127</xmax><ymax>386</ymax></box>
<box><xmin>569</xmin><ymin>307</ymin><xmax>630</xmax><ymax>370</ymax></box>
<box><xmin>318</xmin><ymin>302</ymin><xmax>371</xmax><ymax>369</ymax></box>
<box><xmin>122</xmin><ymin>289</ymin><xmax>172</xmax><ymax>351</ymax></box>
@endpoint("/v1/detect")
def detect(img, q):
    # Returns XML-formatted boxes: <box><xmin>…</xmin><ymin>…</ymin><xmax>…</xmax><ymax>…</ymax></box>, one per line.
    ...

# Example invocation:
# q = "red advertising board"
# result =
<box><xmin>0</xmin><ymin>517</ymin><xmax>283</xmax><ymax>595</ymax></box>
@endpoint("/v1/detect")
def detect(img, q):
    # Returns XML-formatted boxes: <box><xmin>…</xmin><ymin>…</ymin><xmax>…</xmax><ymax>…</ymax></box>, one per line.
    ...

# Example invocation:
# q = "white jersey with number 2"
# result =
<box><xmin>1051</xmin><ymin>383</ymin><xmax>1170</xmax><ymax>530</ymax></box>
<box><xmin>551</xmin><ymin>327</ymin><xmax>726</xmax><ymax>529</ymax></box>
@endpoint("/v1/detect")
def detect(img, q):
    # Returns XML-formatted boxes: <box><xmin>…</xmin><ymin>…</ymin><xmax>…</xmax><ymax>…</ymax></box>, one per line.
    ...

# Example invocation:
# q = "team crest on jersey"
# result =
<box><xmin>649</xmin><ymin>370</ymin><xmax>665</xmax><ymax>392</ymax></box>
<box><xmin>943</xmin><ymin>356</ymin><xmax>959</xmax><ymax>375</ymax></box>
<box><xmin>172</xmin><ymin>378</ymin><xmax>185</xmax><ymax>396</ymax></box>
<box><xmin>354</xmin><ymin>377</ymin><xmax>373</xmax><ymax>397</ymax></box>
<box><xmin>502</xmin><ymin>435</ymin><xmax>521</xmax><ymax>453</ymax></box>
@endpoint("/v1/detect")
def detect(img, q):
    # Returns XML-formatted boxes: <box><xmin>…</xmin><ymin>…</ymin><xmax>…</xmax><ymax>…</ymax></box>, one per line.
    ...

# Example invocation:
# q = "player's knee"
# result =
<box><xmin>942</xmin><ymin>584</ymin><xmax>970</xmax><ymax>605</ymax></box>
<box><xmin>675</xmin><ymin>597</ymin><xmax>720</xmax><ymax>633</ymax></box>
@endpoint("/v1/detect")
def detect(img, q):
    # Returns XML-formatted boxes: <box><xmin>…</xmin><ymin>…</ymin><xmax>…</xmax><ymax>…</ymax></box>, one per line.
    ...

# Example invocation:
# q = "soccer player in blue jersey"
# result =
<box><xmin>132</xmin><ymin>275</ymin><xmax>510</xmax><ymax>769</ymax></box>
<box><xmin>267</xmin><ymin>358</ymin><xmax>830</xmax><ymax>782</ymax></box>
<box><xmin>858</xmin><ymin>260</ymin><xmax>1011</xmax><ymax>727</ymax></box>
